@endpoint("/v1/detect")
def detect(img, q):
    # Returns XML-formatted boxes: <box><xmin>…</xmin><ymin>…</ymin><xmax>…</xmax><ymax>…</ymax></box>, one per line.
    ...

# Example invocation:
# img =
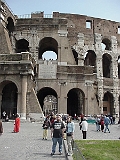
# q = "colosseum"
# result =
<box><xmin>0</xmin><ymin>1</ymin><xmax>120</xmax><ymax>120</ymax></box>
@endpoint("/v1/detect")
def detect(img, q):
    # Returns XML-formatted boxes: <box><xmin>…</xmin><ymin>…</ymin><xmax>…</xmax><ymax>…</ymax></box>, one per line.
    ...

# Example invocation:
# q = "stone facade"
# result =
<box><xmin>0</xmin><ymin>1</ymin><xmax>120</xmax><ymax>120</ymax></box>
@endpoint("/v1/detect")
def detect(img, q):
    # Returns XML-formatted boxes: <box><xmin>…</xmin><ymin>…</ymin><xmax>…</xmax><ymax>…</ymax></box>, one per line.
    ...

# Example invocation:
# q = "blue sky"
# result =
<box><xmin>5</xmin><ymin>0</ymin><xmax>120</xmax><ymax>22</ymax></box>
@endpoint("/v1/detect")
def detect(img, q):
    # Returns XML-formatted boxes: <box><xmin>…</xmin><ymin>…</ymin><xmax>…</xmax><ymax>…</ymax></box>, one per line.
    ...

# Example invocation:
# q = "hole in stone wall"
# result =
<box><xmin>118</xmin><ymin>26</ymin><xmax>120</xmax><ymax>34</ymax></box>
<box><xmin>42</xmin><ymin>51</ymin><xmax>57</xmax><ymax>60</ymax></box>
<box><xmin>86</xmin><ymin>20</ymin><xmax>92</xmax><ymax>29</ymax></box>
<box><xmin>102</xmin><ymin>38</ymin><xmax>111</xmax><ymax>50</ymax></box>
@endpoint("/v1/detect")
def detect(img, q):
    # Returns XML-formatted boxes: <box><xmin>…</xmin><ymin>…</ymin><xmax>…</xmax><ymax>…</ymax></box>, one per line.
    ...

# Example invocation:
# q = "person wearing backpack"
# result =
<box><xmin>104</xmin><ymin>115</ymin><xmax>111</xmax><ymax>133</ymax></box>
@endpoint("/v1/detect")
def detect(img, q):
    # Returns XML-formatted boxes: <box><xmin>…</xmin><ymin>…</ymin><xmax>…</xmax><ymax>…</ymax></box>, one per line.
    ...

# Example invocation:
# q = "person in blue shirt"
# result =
<box><xmin>104</xmin><ymin>115</ymin><xmax>111</xmax><ymax>133</ymax></box>
<box><xmin>66</xmin><ymin>116</ymin><xmax>75</xmax><ymax>156</ymax></box>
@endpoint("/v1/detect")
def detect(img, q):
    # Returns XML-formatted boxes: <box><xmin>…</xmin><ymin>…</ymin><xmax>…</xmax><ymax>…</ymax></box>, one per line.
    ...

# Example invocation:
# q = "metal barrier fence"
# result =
<box><xmin>72</xmin><ymin>140</ymin><xmax>86</xmax><ymax>160</ymax></box>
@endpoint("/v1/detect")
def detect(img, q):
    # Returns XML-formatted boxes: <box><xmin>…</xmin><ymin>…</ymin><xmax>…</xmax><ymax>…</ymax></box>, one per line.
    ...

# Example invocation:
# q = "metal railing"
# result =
<box><xmin>72</xmin><ymin>141</ymin><xmax>86</xmax><ymax>160</ymax></box>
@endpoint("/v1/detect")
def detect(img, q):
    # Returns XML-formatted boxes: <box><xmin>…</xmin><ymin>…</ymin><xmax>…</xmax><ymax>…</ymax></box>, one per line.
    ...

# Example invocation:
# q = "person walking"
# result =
<box><xmin>95</xmin><ymin>115</ymin><xmax>101</xmax><ymax>131</ymax></box>
<box><xmin>50</xmin><ymin>114</ymin><xmax>65</xmax><ymax>156</ymax></box>
<box><xmin>66</xmin><ymin>116</ymin><xmax>75</xmax><ymax>156</ymax></box>
<box><xmin>0</xmin><ymin>120</ymin><xmax>3</xmax><ymax>135</ymax></box>
<box><xmin>2</xmin><ymin>111</ymin><xmax>6</xmax><ymax>121</ymax></box>
<box><xmin>81</xmin><ymin>117</ymin><xmax>88</xmax><ymax>139</ymax></box>
<box><xmin>104</xmin><ymin>115</ymin><xmax>111</xmax><ymax>133</ymax></box>
<box><xmin>13</xmin><ymin>114</ymin><xmax>20</xmax><ymax>133</ymax></box>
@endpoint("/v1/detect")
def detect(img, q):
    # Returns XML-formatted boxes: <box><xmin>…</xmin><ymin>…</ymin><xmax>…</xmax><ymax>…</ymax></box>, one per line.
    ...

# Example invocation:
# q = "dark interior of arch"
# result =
<box><xmin>72</xmin><ymin>49</ymin><xmax>78</xmax><ymax>65</ymax></box>
<box><xmin>67</xmin><ymin>88</ymin><xmax>84</xmax><ymax>117</ymax></box>
<box><xmin>84</xmin><ymin>50</ymin><xmax>96</xmax><ymax>66</ymax></box>
<box><xmin>103</xmin><ymin>92</ymin><xmax>114</xmax><ymax>115</ymax></box>
<box><xmin>118</xmin><ymin>56</ymin><xmax>120</xmax><ymax>79</ymax></box>
<box><xmin>1</xmin><ymin>82</ymin><xmax>18</xmax><ymax>119</ymax></box>
<box><xmin>102</xmin><ymin>38</ymin><xmax>111</xmax><ymax>50</ymax></box>
<box><xmin>103</xmin><ymin>54</ymin><xmax>111</xmax><ymax>78</ymax></box>
<box><xmin>38</xmin><ymin>37</ymin><xmax>58</xmax><ymax>59</ymax></box>
<box><xmin>6</xmin><ymin>17</ymin><xmax>15</xmax><ymax>36</ymax></box>
<box><xmin>37</xmin><ymin>87</ymin><xmax>57</xmax><ymax>110</ymax></box>
<box><xmin>16</xmin><ymin>39</ymin><xmax>29</xmax><ymax>53</ymax></box>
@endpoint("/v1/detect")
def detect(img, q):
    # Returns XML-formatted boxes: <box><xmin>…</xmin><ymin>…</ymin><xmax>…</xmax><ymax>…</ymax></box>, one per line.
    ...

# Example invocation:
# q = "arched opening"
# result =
<box><xmin>101</xmin><ymin>43</ymin><xmax>106</xmax><ymax>51</ymax></box>
<box><xmin>84</xmin><ymin>50</ymin><xmax>96</xmax><ymax>66</ymax></box>
<box><xmin>102</xmin><ymin>53</ymin><xmax>112</xmax><ymax>78</ymax></box>
<box><xmin>38</xmin><ymin>37</ymin><xmax>58</xmax><ymax>60</ymax></box>
<box><xmin>102</xmin><ymin>38</ymin><xmax>111</xmax><ymax>50</ymax></box>
<box><xmin>103</xmin><ymin>92</ymin><xmax>114</xmax><ymax>115</ymax></box>
<box><xmin>16</xmin><ymin>39</ymin><xmax>29</xmax><ymax>53</ymax></box>
<box><xmin>67</xmin><ymin>88</ymin><xmax>85</xmax><ymax>117</ymax></box>
<box><xmin>6</xmin><ymin>17</ymin><xmax>14</xmax><ymax>36</ymax></box>
<box><xmin>42</xmin><ymin>51</ymin><xmax>57</xmax><ymax>60</ymax></box>
<box><xmin>119</xmin><ymin>96</ymin><xmax>120</xmax><ymax>119</ymax></box>
<box><xmin>37</xmin><ymin>87</ymin><xmax>57</xmax><ymax>115</ymax></box>
<box><xmin>1</xmin><ymin>81</ymin><xmax>18</xmax><ymax>119</ymax></box>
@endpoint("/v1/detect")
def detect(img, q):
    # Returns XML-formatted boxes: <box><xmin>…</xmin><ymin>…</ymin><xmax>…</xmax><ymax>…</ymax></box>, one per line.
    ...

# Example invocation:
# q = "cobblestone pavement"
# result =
<box><xmin>0</xmin><ymin>121</ymin><xmax>66</xmax><ymax>160</ymax></box>
<box><xmin>74</xmin><ymin>121</ymin><xmax>120</xmax><ymax>140</ymax></box>
<box><xmin>0</xmin><ymin>120</ymin><xmax>120</xmax><ymax>160</ymax></box>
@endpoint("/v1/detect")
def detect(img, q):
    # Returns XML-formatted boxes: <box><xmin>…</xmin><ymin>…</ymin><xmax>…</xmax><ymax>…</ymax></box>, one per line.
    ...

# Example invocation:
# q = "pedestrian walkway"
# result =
<box><xmin>0</xmin><ymin>121</ymin><xmax>66</xmax><ymax>160</ymax></box>
<box><xmin>74</xmin><ymin>121</ymin><xmax>120</xmax><ymax>140</ymax></box>
<box><xmin>0</xmin><ymin>120</ymin><xmax>120</xmax><ymax>160</ymax></box>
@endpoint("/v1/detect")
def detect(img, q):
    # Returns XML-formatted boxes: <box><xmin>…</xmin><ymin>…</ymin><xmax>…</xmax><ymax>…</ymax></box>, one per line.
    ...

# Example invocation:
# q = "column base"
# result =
<box><xmin>20</xmin><ymin>113</ymin><xmax>26</xmax><ymax>120</ymax></box>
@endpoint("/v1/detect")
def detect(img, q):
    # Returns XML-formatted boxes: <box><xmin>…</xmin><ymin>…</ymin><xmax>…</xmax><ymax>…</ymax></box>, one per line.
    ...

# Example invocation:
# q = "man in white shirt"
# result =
<box><xmin>81</xmin><ymin>117</ymin><xmax>88</xmax><ymax>139</ymax></box>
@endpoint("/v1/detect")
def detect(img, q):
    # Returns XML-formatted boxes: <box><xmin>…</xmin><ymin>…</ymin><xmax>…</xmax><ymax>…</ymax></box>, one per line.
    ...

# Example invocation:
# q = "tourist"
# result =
<box><xmin>104</xmin><ymin>115</ymin><xmax>111</xmax><ymax>133</ymax></box>
<box><xmin>100</xmin><ymin>116</ymin><xmax>104</xmax><ymax>132</ymax></box>
<box><xmin>42</xmin><ymin>119</ymin><xmax>50</xmax><ymax>140</ymax></box>
<box><xmin>95</xmin><ymin>115</ymin><xmax>100</xmax><ymax>131</ymax></box>
<box><xmin>81</xmin><ymin>117</ymin><xmax>88</xmax><ymax>139</ymax></box>
<box><xmin>66</xmin><ymin>116</ymin><xmax>75</xmax><ymax>156</ymax></box>
<box><xmin>50</xmin><ymin>114</ymin><xmax>65</xmax><ymax>156</ymax></box>
<box><xmin>13</xmin><ymin>114</ymin><xmax>20</xmax><ymax>133</ymax></box>
<box><xmin>0</xmin><ymin>120</ymin><xmax>3</xmax><ymax>135</ymax></box>
<box><xmin>2</xmin><ymin>111</ymin><xmax>6</xmax><ymax>121</ymax></box>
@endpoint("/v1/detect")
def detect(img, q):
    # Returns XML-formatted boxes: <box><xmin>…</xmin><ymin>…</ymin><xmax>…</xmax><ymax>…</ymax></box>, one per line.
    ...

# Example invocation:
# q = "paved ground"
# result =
<box><xmin>74</xmin><ymin>121</ymin><xmax>120</xmax><ymax>140</ymax></box>
<box><xmin>0</xmin><ymin>121</ymin><xmax>67</xmax><ymax>160</ymax></box>
<box><xmin>0</xmin><ymin>120</ymin><xmax>120</xmax><ymax>160</ymax></box>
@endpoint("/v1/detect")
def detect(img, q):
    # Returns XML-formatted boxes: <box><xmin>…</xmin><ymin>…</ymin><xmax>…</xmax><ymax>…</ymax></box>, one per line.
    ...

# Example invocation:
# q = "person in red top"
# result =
<box><xmin>100</xmin><ymin>116</ymin><xmax>104</xmax><ymax>132</ymax></box>
<box><xmin>14</xmin><ymin>114</ymin><xmax>20</xmax><ymax>133</ymax></box>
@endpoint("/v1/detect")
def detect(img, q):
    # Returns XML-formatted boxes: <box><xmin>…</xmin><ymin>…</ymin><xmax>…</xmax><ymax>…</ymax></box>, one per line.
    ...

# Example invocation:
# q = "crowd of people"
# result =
<box><xmin>95</xmin><ymin>114</ymin><xmax>115</xmax><ymax>133</ymax></box>
<box><xmin>42</xmin><ymin>112</ymin><xmax>75</xmax><ymax>156</ymax></box>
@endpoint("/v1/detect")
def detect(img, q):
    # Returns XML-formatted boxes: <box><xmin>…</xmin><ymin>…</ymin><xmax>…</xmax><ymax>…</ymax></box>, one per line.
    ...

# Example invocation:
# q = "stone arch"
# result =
<box><xmin>16</xmin><ymin>39</ymin><xmax>29</xmax><ymax>53</ymax></box>
<box><xmin>102</xmin><ymin>38</ymin><xmax>111</xmax><ymax>50</ymax></box>
<box><xmin>38</xmin><ymin>37</ymin><xmax>58</xmax><ymax>59</ymax></box>
<box><xmin>37</xmin><ymin>87</ymin><xmax>58</xmax><ymax>115</ymax></box>
<box><xmin>0</xmin><ymin>78</ymin><xmax>21</xmax><ymax>93</ymax></box>
<box><xmin>6</xmin><ymin>17</ymin><xmax>15</xmax><ymax>36</ymax></box>
<box><xmin>84</xmin><ymin>50</ymin><xmax>96</xmax><ymax>66</ymax></box>
<box><xmin>67</xmin><ymin>88</ymin><xmax>85</xmax><ymax>117</ymax></box>
<box><xmin>0</xmin><ymin>80</ymin><xmax>18</xmax><ymax>119</ymax></box>
<box><xmin>103</xmin><ymin>91</ymin><xmax>114</xmax><ymax>115</ymax></box>
<box><xmin>102</xmin><ymin>53</ymin><xmax>112</xmax><ymax>78</ymax></box>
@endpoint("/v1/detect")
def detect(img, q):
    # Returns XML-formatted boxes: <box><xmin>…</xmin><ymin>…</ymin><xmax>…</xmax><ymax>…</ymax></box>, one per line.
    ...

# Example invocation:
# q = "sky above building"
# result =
<box><xmin>5</xmin><ymin>0</ymin><xmax>120</xmax><ymax>22</ymax></box>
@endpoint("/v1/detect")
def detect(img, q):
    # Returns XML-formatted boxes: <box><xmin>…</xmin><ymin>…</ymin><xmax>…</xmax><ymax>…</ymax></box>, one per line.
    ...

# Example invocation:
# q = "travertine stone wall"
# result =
<box><xmin>0</xmin><ymin>1</ymin><xmax>120</xmax><ymax>118</ymax></box>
